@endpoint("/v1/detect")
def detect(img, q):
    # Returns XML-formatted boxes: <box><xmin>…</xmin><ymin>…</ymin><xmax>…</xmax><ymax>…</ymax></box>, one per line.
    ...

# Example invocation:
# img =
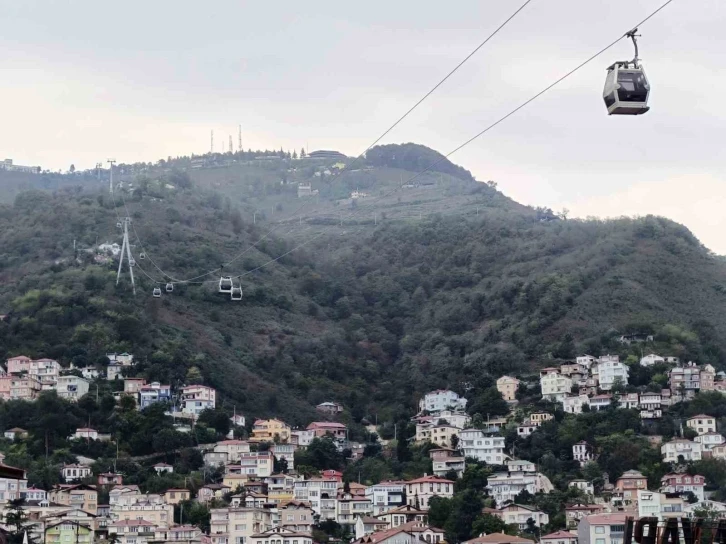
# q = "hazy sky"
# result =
<box><xmin>2</xmin><ymin>0</ymin><xmax>725</xmax><ymax>251</ymax></box>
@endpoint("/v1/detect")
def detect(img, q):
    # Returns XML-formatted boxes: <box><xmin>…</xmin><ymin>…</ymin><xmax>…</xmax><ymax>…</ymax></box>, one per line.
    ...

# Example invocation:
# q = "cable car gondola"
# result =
<box><xmin>166</xmin><ymin>283</ymin><xmax>174</xmax><ymax>293</ymax></box>
<box><xmin>603</xmin><ymin>28</ymin><xmax>650</xmax><ymax>115</ymax></box>
<box><xmin>129</xmin><ymin>258</ymin><xmax>136</xmax><ymax>267</ymax></box>
<box><xmin>153</xmin><ymin>287</ymin><xmax>162</xmax><ymax>298</ymax></box>
<box><xmin>140</xmin><ymin>252</ymin><xmax>146</xmax><ymax>260</ymax></box>
<box><xmin>230</xmin><ymin>286</ymin><xmax>243</xmax><ymax>301</ymax></box>
<box><xmin>219</xmin><ymin>276</ymin><xmax>233</xmax><ymax>293</ymax></box>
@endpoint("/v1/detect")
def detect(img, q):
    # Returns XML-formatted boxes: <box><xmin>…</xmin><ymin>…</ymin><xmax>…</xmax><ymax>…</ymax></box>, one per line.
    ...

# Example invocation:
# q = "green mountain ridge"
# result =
<box><xmin>0</xmin><ymin>143</ymin><xmax>725</xmax><ymax>425</ymax></box>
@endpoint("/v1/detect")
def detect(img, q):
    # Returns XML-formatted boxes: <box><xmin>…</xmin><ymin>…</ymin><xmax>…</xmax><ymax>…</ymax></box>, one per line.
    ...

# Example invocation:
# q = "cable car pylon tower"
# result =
<box><xmin>116</xmin><ymin>217</ymin><xmax>136</xmax><ymax>294</ymax></box>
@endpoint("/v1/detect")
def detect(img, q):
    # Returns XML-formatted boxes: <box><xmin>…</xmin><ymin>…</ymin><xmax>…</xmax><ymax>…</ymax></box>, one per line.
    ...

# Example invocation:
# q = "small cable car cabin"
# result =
<box><xmin>219</xmin><ymin>276</ymin><xmax>233</xmax><ymax>293</ymax></box>
<box><xmin>603</xmin><ymin>28</ymin><xmax>650</xmax><ymax>116</ymax></box>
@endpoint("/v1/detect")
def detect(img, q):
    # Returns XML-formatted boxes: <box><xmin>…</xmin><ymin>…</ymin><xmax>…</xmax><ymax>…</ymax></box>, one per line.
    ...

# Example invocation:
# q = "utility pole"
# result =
<box><xmin>253</xmin><ymin>211</ymin><xmax>258</xmax><ymax>224</ymax></box>
<box><xmin>229</xmin><ymin>135</ymin><xmax>233</xmax><ymax>154</ymax></box>
<box><xmin>238</xmin><ymin>125</ymin><xmax>242</xmax><ymax>152</ymax></box>
<box><xmin>211</xmin><ymin>130</ymin><xmax>214</xmax><ymax>154</ymax></box>
<box><xmin>107</xmin><ymin>159</ymin><xmax>116</xmax><ymax>194</ymax></box>
<box><xmin>116</xmin><ymin>217</ymin><xmax>136</xmax><ymax>294</ymax></box>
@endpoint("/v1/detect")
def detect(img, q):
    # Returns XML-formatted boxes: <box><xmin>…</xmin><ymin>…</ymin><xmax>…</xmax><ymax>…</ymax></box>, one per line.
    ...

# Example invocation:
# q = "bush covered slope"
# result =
<box><xmin>1</xmin><ymin>157</ymin><xmax>725</xmax><ymax>425</ymax></box>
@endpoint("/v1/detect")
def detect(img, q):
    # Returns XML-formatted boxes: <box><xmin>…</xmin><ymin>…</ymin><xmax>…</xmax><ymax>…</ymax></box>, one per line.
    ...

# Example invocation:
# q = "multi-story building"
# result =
<box><xmin>576</xmin><ymin>355</ymin><xmax>597</xmax><ymax>368</ymax></box>
<box><xmin>541</xmin><ymin>531</ymin><xmax>579</xmax><ymax>544</ymax></box>
<box><xmin>234</xmin><ymin>451</ymin><xmax>274</xmax><ymax>478</ymax></box>
<box><xmin>49</xmin><ymin>484</ymin><xmax>98</xmax><ymax>515</ymax></box>
<box><xmin>701</xmin><ymin>365</ymin><xmax>716</xmax><ymax>391</ymax></box>
<box><xmin>517</xmin><ymin>423</ymin><xmax>538</xmax><ymax>437</ymax></box>
<box><xmin>365</xmin><ymin>482</ymin><xmax>406</xmax><ymax>516</ymax></box>
<box><xmin>163</xmin><ymin>488</ymin><xmax>191</xmax><ymax>505</ymax></box>
<box><xmin>108</xmin><ymin>519</ymin><xmax>158</xmax><ymax>544</ymax></box>
<box><xmin>639</xmin><ymin>392</ymin><xmax>662</xmax><ymax>419</ymax></box>
<box><xmin>488</xmin><ymin>504</ymin><xmax>549</xmax><ymax>529</ymax></box>
<box><xmin>110</xmin><ymin>493</ymin><xmax>173</xmax><ymax>528</ymax></box>
<box><xmin>614</xmin><ymin>470</ymin><xmax>648</xmax><ymax>504</ymax></box>
<box><xmin>595</xmin><ymin>359</ymin><xmax>629</xmax><ymax>391</ymax></box>
<box><xmin>271</xmin><ymin>443</ymin><xmax>295</xmax><ymax>470</ymax></box>
<box><xmin>291</xmin><ymin>429</ymin><xmax>315</xmax><ymax>447</ymax></box>
<box><xmin>637</xmin><ymin>490</ymin><xmax>686</xmax><ymax>521</ymax></box>
<box><xmin>589</xmin><ymin>395</ymin><xmax>612</xmax><ymax>411</ymax></box>
<box><xmin>139</xmin><ymin>382</ymin><xmax>172</xmax><ymax>409</ymax></box>
<box><xmin>458</xmin><ymin>430</ymin><xmax>506</xmax><ymax>464</ymax></box>
<box><xmin>429</xmin><ymin>448</ymin><xmax>465</xmax><ymax>478</ymax></box>
<box><xmin>214</xmin><ymin>440</ymin><xmax>252</xmax><ymax>463</ymax></box>
<box><xmin>496</xmin><ymin>376</ymin><xmax>520</xmax><ymax>402</ymax></box>
<box><xmin>418</xmin><ymin>390</ymin><xmax>467</xmax><ymax>414</ymax></box>
<box><xmin>694</xmin><ymin>432</ymin><xmax>725</xmax><ymax>451</ymax></box>
<box><xmin>181</xmin><ymin>385</ymin><xmax>216</xmax><ymax>415</ymax></box>
<box><xmin>660</xmin><ymin>473</ymin><xmax>706</xmax><ymax>501</ymax></box>
<box><xmin>266</xmin><ymin>474</ymin><xmax>296</xmax><ymax>504</ymax></box>
<box><xmin>486</xmin><ymin>471</ymin><xmax>554</xmax><ymax>506</ymax></box>
<box><xmin>573</xmin><ymin>442</ymin><xmax>593</xmax><ymax>466</ymax></box>
<box><xmin>540</xmin><ymin>369</ymin><xmax>573</xmax><ymax>402</ymax></box>
<box><xmin>293</xmin><ymin>478</ymin><xmax>338</xmax><ymax>520</ymax></box>
<box><xmin>10</xmin><ymin>375</ymin><xmax>41</xmax><ymax>400</ymax></box>
<box><xmin>46</xmin><ymin>521</ymin><xmax>93</xmax><ymax>544</ymax></box>
<box><xmin>562</xmin><ymin>395</ymin><xmax>590</xmax><ymax>414</ymax></box>
<box><xmin>209</xmin><ymin>507</ymin><xmax>274</xmax><ymax>544</ymax></box>
<box><xmin>578</xmin><ymin>513</ymin><xmax>627</xmax><ymax>544</ymax></box>
<box><xmin>6</xmin><ymin>357</ymin><xmax>61</xmax><ymax>389</ymax></box>
<box><xmin>61</xmin><ymin>464</ymin><xmax>92</xmax><ymax>482</ymax></box>
<box><xmin>507</xmin><ymin>460</ymin><xmax>536</xmax><ymax>473</ymax></box>
<box><xmin>336</xmin><ymin>492</ymin><xmax>373</xmax><ymax>526</ymax></box>
<box><xmin>661</xmin><ymin>438</ymin><xmax>703</xmax><ymax>462</ymax></box>
<box><xmin>565</xmin><ymin>504</ymin><xmax>605</xmax><ymax>530</ymax></box>
<box><xmin>280</xmin><ymin>501</ymin><xmax>315</xmax><ymax>533</ymax></box>
<box><xmin>404</xmin><ymin>476</ymin><xmax>454</xmax><ymax>510</ymax></box>
<box><xmin>687</xmin><ymin>414</ymin><xmax>717</xmax><ymax>435</ymax></box>
<box><xmin>250</xmin><ymin>419</ymin><xmax>291</xmax><ymax>443</ymax></box>
<box><xmin>569</xmin><ymin>479</ymin><xmax>595</xmax><ymax>496</ymax></box>
<box><xmin>0</xmin><ymin>456</ymin><xmax>28</xmax><ymax>503</ymax></box>
<box><xmin>54</xmin><ymin>375</ymin><xmax>90</xmax><ymax>401</ymax></box>
<box><xmin>307</xmin><ymin>422</ymin><xmax>347</xmax><ymax>441</ymax></box>
<box><xmin>640</xmin><ymin>354</ymin><xmax>665</xmax><ymax>367</ymax></box>
<box><xmin>249</xmin><ymin>527</ymin><xmax>313</xmax><ymax>544</ymax></box>
<box><xmin>316</xmin><ymin>402</ymin><xmax>344</xmax><ymax>416</ymax></box>
<box><xmin>669</xmin><ymin>363</ymin><xmax>702</xmax><ymax>396</ymax></box>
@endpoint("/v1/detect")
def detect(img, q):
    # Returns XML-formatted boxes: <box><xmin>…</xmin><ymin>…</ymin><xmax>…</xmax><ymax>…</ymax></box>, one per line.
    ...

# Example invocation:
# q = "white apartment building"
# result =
<box><xmin>687</xmin><ymin>415</ymin><xmax>717</xmax><ymax>435</ymax></box>
<box><xmin>458</xmin><ymin>430</ymin><xmax>506</xmax><ymax>464</ymax></box>
<box><xmin>271</xmin><ymin>444</ymin><xmax>295</xmax><ymax>470</ymax></box>
<box><xmin>181</xmin><ymin>385</ymin><xmax>216</xmax><ymax>415</ymax></box>
<box><xmin>0</xmin><ymin>460</ymin><xmax>28</xmax><ymax>503</ymax></box>
<box><xmin>292</xmin><ymin>429</ymin><xmax>315</xmax><ymax>447</ymax></box>
<box><xmin>661</xmin><ymin>439</ymin><xmax>703</xmax><ymax>462</ymax></box>
<box><xmin>540</xmin><ymin>369</ymin><xmax>573</xmax><ymax>402</ymax></box>
<box><xmin>435</xmin><ymin>410</ymin><xmax>471</xmax><ymax>429</ymax></box>
<box><xmin>640</xmin><ymin>354</ymin><xmax>665</xmax><ymax>367</ymax></box>
<box><xmin>54</xmin><ymin>375</ymin><xmax>90</xmax><ymax>401</ymax></box>
<box><xmin>486</xmin><ymin>471</ymin><xmax>554</xmax><ymax>506</ymax></box>
<box><xmin>214</xmin><ymin>440</ymin><xmax>251</xmax><ymax>463</ymax></box>
<box><xmin>492</xmin><ymin>504</ymin><xmax>550</xmax><ymax>529</ymax></box>
<box><xmin>507</xmin><ymin>460</ymin><xmax>536</xmax><ymax>473</ymax></box>
<box><xmin>577</xmin><ymin>513</ymin><xmax>627</xmax><ymax>544</ymax></box>
<box><xmin>569</xmin><ymin>479</ymin><xmax>595</xmax><ymax>496</ymax></box>
<box><xmin>660</xmin><ymin>473</ymin><xmax>706</xmax><ymax>501</ymax></box>
<box><xmin>573</xmin><ymin>442</ymin><xmax>593</xmax><ymax>465</ymax></box>
<box><xmin>639</xmin><ymin>392</ymin><xmax>662</xmax><ymax>419</ymax></box>
<box><xmin>293</xmin><ymin>479</ymin><xmax>338</xmax><ymax>520</ymax></box>
<box><xmin>576</xmin><ymin>355</ymin><xmax>597</xmax><ymax>368</ymax></box>
<box><xmin>209</xmin><ymin>507</ymin><xmax>274</xmax><ymax>544</ymax></box>
<box><xmin>62</xmin><ymin>464</ymin><xmax>92</xmax><ymax>482</ymax></box>
<box><xmin>562</xmin><ymin>395</ymin><xmax>590</xmax><ymax>414</ymax></box>
<box><xmin>694</xmin><ymin>432</ymin><xmax>725</xmax><ymax>451</ymax></box>
<box><xmin>637</xmin><ymin>490</ymin><xmax>686</xmax><ymax>520</ymax></box>
<box><xmin>418</xmin><ymin>390</ymin><xmax>467</xmax><ymax>414</ymax></box>
<box><xmin>595</xmin><ymin>360</ymin><xmax>629</xmax><ymax>391</ymax></box>
<box><xmin>365</xmin><ymin>482</ymin><xmax>406</xmax><ymax>515</ymax></box>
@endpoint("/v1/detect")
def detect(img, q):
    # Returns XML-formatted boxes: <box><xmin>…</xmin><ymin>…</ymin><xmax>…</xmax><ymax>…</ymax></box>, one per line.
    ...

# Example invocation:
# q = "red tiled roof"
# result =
<box><xmin>464</xmin><ymin>533</ymin><xmax>532</xmax><ymax>544</ymax></box>
<box><xmin>405</xmin><ymin>475</ymin><xmax>454</xmax><ymax>484</ymax></box>
<box><xmin>542</xmin><ymin>531</ymin><xmax>577</xmax><ymax>540</ymax></box>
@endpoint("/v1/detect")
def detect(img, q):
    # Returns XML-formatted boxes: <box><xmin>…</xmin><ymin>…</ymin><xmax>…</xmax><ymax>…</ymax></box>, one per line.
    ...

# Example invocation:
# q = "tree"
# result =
<box><xmin>197</xmin><ymin>408</ymin><xmax>232</xmax><ymax>436</ymax></box>
<box><xmin>5</xmin><ymin>498</ymin><xmax>32</xmax><ymax>544</ymax></box>
<box><xmin>300</xmin><ymin>148</ymin><xmax>306</xmax><ymax>158</ymax></box>
<box><xmin>468</xmin><ymin>387</ymin><xmax>509</xmax><ymax>417</ymax></box>
<box><xmin>69</xmin><ymin>164</ymin><xmax>76</xmax><ymax>174</ymax></box>
<box><xmin>471</xmin><ymin>514</ymin><xmax>507</xmax><ymax>536</ymax></box>
<box><xmin>524</xmin><ymin>518</ymin><xmax>540</xmax><ymax>539</ymax></box>
<box><xmin>295</xmin><ymin>438</ymin><xmax>343</xmax><ymax>470</ymax></box>
<box><xmin>444</xmin><ymin>489</ymin><xmax>484</xmax><ymax>543</ymax></box>
<box><xmin>427</xmin><ymin>496</ymin><xmax>452</xmax><ymax>528</ymax></box>
<box><xmin>450</xmin><ymin>434</ymin><xmax>460</xmax><ymax>450</ymax></box>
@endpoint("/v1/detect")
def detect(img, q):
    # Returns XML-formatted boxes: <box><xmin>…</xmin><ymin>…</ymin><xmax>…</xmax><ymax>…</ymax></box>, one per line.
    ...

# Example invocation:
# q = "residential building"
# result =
<box><xmin>660</xmin><ymin>473</ymin><xmax>706</xmax><ymax>501</ymax></box>
<box><xmin>294</xmin><ymin>478</ymin><xmax>339</xmax><ymax>519</ymax></box>
<box><xmin>565</xmin><ymin>504</ymin><xmax>605</xmax><ymax>530</ymax></box>
<box><xmin>562</xmin><ymin>395</ymin><xmax>590</xmax><ymax>414</ymax></box>
<box><xmin>569</xmin><ymin>479</ymin><xmax>595</xmax><ymax>496</ymax></box>
<box><xmin>429</xmin><ymin>448</ymin><xmax>465</xmax><ymax>478</ymax></box>
<box><xmin>107</xmin><ymin>362</ymin><xmax>124</xmax><ymax>381</ymax></box>
<box><xmin>0</xmin><ymin>456</ymin><xmax>28</xmax><ymax>503</ymax></box>
<box><xmin>123</xmin><ymin>377</ymin><xmax>146</xmax><ymax>395</ymax></box>
<box><xmin>530</xmin><ymin>412</ymin><xmax>554</xmax><ymax>425</ymax></box>
<box><xmin>365</xmin><ymin>482</ymin><xmax>406</xmax><ymax>516</ymax></box>
<box><xmin>10</xmin><ymin>375</ymin><xmax>41</xmax><ymax>400</ymax></box>
<box><xmin>107</xmin><ymin>353</ymin><xmax>134</xmax><ymax>366</ymax></box>
<box><xmin>250</xmin><ymin>419</ymin><xmax>291</xmax><ymax>443</ymax></box>
<box><xmin>488</xmin><ymin>504</ymin><xmax>549</xmax><ymax>529</ymax></box>
<box><xmin>71</xmin><ymin>428</ymin><xmax>99</xmax><ymax>440</ymax></box>
<box><xmin>496</xmin><ymin>376</ymin><xmax>520</xmax><ymax>402</ymax></box>
<box><xmin>576</xmin><ymin>355</ymin><xmax>597</xmax><ymax>368</ymax></box>
<box><xmin>266</xmin><ymin>474</ymin><xmax>296</xmax><ymax>504</ymax></box>
<box><xmin>458</xmin><ymin>430</ymin><xmax>506</xmax><ymax>464</ymax></box>
<box><xmin>108</xmin><ymin>519</ymin><xmax>158</xmax><ymax>544</ymax></box>
<box><xmin>165</xmin><ymin>525</ymin><xmax>204</xmax><ymax>544</ymax></box>
<box><xmin>507</xmin><ymin>460</ymin><xmax>536</xmax><ymax>473</ymax></box>
<box><xmin>637</xmin><ymin>490</ymin><xmax>686</xmax><ymax>520</ymax></box>
<box><xmin>687</xmin><ymin>414</ymin><xmax>717</xmax><ymax>435</ymax></box>
<box><xmin>517</xmin><ymin>423</ymin><xmax>538</xmax><ymax>437</ymax></box>
<box><xmin>23</xmin><ymin>487</ymin><xmax>47</xmax><ymax>501</ymax></box>
<box><xmin>7</xmin><ymin>357</ymin><xmax>61</xmax><ymax>389</ymax></box>
<box><xmin>209</xmin><ymin>506</ymin><xmax>274</xmax><ymax>544</ymax></box>
<box><xmin>595</xmin><ymin>359</ymin><xmax>629</xmax><ymax>391</ymax></box>
<box><xmin>3</xmin><ymin>428</ymin><xmax>28</xmax><ymax>441</ymax></box>
<box><xmin>463</xmin><ymin>534</ymin><xmax>532</xmax><ymax>544</ymax></box>
<box><xmin>404</xmin><ymin>475</ymin><xmax>454</xmax><ymax>510</ymax></box>
<box><xmin>76</xmin><ymin>366</ymin><xmax>101</xmax><ymax>380</ymax></box>
<box><xmin>418</xmin><ymin>390</ymin><xmax>467</xmax><ymax>414</ymax></box>
<box><xmin>231</xmin><ymin>414</ymin><xmax>246</xmax><ymax>428</ymax></box>
<box><xmin>45</xmin><ymin>521</ymin><xmax>93</xmax><ymax>544</ymax></box>
<box><xmin>62</xmin><ymin>464</ymin><xmax>92</xmax><ymax>482</ymax></box>
<box><xmin>577</xmin><ymin>513</ymin><xmax>627</xmax><ymax>544</ymax></box>
<box><xmin>291</xmin><ymin>429</ymin><xmax>315</xmax><ymax>447</ymax></box>
<box><xmin>589</xmin><ymin>395</ymin><xmax>612</xmax><ymax>411</ymax></box>
<box><xmin>541</xmin><ymin>531</ymin><xmax>579</xmax><ymax>544</ymax></box>
<box><xmin>640</xmin><ymin>354</ymin><xmax>665</xmax><ymax>367</ymax></box>
<box><xmin>695</xmin><ymin>432</ymin><xmax>725</xmax><ymax>451</ymax></box>
<box><xmin>271</xmin><ymin>443</ymin><xmax>295</xmax><ymax>470</ymax></box>
<box><xmin>181</xmin><ymin>384</ymin><xmax>216</xmax><ymax>415</ymax></box>
<box><xmin>214</xmin><ymin>440</ymin><xmax>252</xmax><ymax>463</ymax></box>
<box><xmin>424</xmin><ymin>424</ymin><xmax>459</xmax><ymax>448</ymax></box>
<box><xmin>614</xmin><ymin>470</ymin><xmax>648</xmax><ymax>504</ymax></box>
<box><xmin>486</xmin><ymin>471</ymin><xmax>554</xmax><ymax>506</ymax></box>
<box><xmin>139</xmin><ymin>382</ymin><xmax>172</xmax><ymax>409</ymax></box>
<box><xmin>0</xmin><ymin>377</ymin><xmax>12</xmax><ymax>399</ymax></box>
<box><xmin>661</xmin><ymin>439</ymin><xmax>703</xmax><ymax>462</ymax></box>
<box><xmin>280</xmin><ymin>501</ymin><xmax>315</xmax><ymax>533</ymax></box>
<box><xmin>639</xmin><ymin>392</ymin><xmax>662</xmax><ymax>419</ymax></box>
<box><xmin>669</xmin><ymin>363</ymin><xmax>702</xmax><ymax>397</ymax></box>
<box><xmin>540</xmin><ymin>369</ymin><xmax>573</xmax><ymax>402</ymax></box>
<box><xmin>249</xmin><ymin>527</ymin><xmax>313</xmax><ymax>544</ymax></box>
<box><xmin>163</xmin><ymin>488</ymin><xmax>190</xmax><ymax>505</ymax></box>
<box><xmin>337</xmin><ymin>492</ymin><xmax>373</xmax><ymax>526</ymax></box>
<box><xmin>375</xmin><ymin>505</ymin><xmax>427</xmax><ymax>528</ymax></box>
<box><xmin>702</xmin><ymin>365</ymin><xmax>716</xmax><ymax>391</ymax></box>
<box><xmin>153</xmin><ymin>463</ymin><xmax>173</xmax><ymax>474</ymax></box>
<box><xmin>49</xmin><ymin>484</ymin><xmax>98</xmax><ymax>514</ymax></box>
<box><xmin>619</xmin><ymin>393</ymin><xmax>639</xmax><ymax>410</ymax></box>
<box><xmin>432</xmin><ymin>410</ymin><xmax>471</xmax><ymax>429</ymax></box>
<box><xmin>316</xmin><ymin>402</ymin><xmax>344</xmax><ymax>416</ymax></box>
<box><xmin>6</xmin><ymin>355</ymin><xmax>33</xmax><ymax>374</ymax></box>
<box><xmin>307</xmin><ymin>421</ymin><xmax>347</xmax><ymax>441</ymax></box>
<box><xmin>573</xmin><ymin>442</ymin><xmax>594</xmax><ymax>466</ymax></box>
<box><xmin>98</xmin><ymin>472</ymin><xmax>123</xmax><ymax>486</ymax></box>
<box><xmin>55</xmin><ymin>375</ymin><xmax>90</xmax><ymax>401</ymax></box>
<box><xmin>236</xmin><ymin>451</ymin><xmax>274</xmax><ymax>478</ymax></box>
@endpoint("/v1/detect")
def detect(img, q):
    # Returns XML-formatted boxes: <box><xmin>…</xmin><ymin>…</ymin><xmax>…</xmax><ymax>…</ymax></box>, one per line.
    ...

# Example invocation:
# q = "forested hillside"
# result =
<box><xmin>1</xmin><ymin>147</ymin><xmax>726</xmax><ymax>426</ymax></box>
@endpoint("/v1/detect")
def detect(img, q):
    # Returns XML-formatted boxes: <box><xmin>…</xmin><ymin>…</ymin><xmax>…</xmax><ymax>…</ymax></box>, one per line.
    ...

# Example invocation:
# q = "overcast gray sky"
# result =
<box><xmin>2</xmin><ymin>0</ymin><xmax>725</xmax><ymax>251</ymax></box>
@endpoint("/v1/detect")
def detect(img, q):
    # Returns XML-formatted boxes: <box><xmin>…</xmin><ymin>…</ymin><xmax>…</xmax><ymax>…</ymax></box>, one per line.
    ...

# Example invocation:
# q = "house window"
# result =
<box><xmin>596</xmin><ymin>527</ymin><xmax>605</xmax><ymax>534</ymax></box>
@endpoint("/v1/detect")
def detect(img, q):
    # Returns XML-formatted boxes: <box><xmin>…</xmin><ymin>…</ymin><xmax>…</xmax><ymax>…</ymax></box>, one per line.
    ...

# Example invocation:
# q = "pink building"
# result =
<box><xmin>181</xmin><ymin>385</ymin><xmax>216</xmax><ymax>416</ymax></box>
<box><xmin>306</xmin><ymin>422</ymin><xmax>347</xmax><ymax>440</ymax></box>
<box><xmin>6</xmin><ymin>356</ymin><xmax>32</xmax><ymax>374</ymax></box>
<box><xmin>0</xmin><ymin>377</ymin><xmax>12</xmax><ymax>400</ymax></box>
<box><xmin>10</xmin><ymin>375</ymin><xmax>41</xmax><ymax>401</ymax></box>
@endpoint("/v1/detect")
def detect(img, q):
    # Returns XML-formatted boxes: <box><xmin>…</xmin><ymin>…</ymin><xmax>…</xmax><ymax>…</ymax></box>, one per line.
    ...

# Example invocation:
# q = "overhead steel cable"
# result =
<box><xmin>183</xmin><ymin>0</ymin><xmax>678</xmax><ymax>285</ymax></box>
<box><xmin>117</xmin><ymin>0</ymin><xmax>538</xmax><ymax>285</ymax></box>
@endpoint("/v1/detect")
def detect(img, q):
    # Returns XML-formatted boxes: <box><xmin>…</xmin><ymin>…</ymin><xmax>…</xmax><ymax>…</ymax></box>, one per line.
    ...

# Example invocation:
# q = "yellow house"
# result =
<box><xmin>45</xmin><ymin>521</ymin><xmax>93</xmax><ymax>544</ymax></box>
<box><xmin>163</xmin><ymin>488</ymin><xmax>191</xmax><ymax>505</ymax></box>
<box><xmin>49</xmin><ymin>485</ymin><xmax>98</xmax><ymax>515</ymax></box>
<box><xmin>223</xmin><ymin>474</ymin><xmax>249</xmax><ymax>491</ymax></box>
<box><xmin>250</xmin><ymin>419</ymin><xmax>291</xmax><ymax>443</ymax></box>
<box><xmin>496</xmin><ymin>376</ymin><xmax>520</xmax><ymax>402</ymax></box>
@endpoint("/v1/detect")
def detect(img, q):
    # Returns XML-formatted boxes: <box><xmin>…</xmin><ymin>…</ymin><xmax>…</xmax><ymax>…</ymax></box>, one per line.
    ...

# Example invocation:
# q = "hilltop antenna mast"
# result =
<box><xmin>238</xmin><ymin>125</ymin><xmax>242</xmax><ymax>152</ymax></box>
<box><xmin>229</xmin><ymin>135</ymin><xmax>233</xmax><ymax>154</ymax></box>
<box><xmin>211</xmin><ymin>130</ymin><xmax>214</xmax><ymax>154</ymax></box>
<box><xmin>107</xmin><ymin>159</ymin><xmax>116</xmax><ymax>194</ymax></box>
<box><xmin>116</xmin><ymin>217</ymin><xmax>136</xmax><ymax>294</ymax></box>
